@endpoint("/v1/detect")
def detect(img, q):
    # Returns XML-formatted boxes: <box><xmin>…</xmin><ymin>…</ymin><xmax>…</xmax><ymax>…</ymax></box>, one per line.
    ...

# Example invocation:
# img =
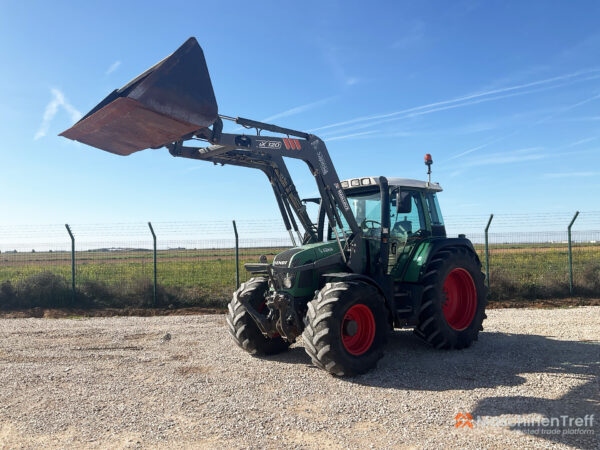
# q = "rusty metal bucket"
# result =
<box><xmin>60</xmin><ymin>37</ymin><xmax>218</xmax><ymax>155</ymax></box>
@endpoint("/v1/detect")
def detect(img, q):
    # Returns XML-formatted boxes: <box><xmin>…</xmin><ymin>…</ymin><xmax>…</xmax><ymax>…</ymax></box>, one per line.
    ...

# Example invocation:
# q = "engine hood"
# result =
<box><xmin>272</xmin><ymin>241</ymin><xmax>341</xmax><ymax>270</ymax></box>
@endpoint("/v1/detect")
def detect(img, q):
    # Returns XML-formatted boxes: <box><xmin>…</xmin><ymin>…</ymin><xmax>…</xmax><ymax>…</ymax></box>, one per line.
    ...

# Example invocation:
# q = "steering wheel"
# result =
<box><xmin>362</xmin><ymin>220</ymin><xmax>381</xmax><ymax>229</ymax></box>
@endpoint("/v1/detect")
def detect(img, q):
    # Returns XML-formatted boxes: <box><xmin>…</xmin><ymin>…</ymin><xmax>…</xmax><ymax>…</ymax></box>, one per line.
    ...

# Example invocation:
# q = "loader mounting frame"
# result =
<box><xmin>167</xmin><ymin>116</ymin><xmax>364</xmax><ymax>272</ymax></box>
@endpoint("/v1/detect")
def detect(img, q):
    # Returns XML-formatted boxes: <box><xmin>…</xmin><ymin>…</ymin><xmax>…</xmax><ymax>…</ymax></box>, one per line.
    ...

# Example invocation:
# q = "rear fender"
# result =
<box><xmin>402</xmin><ymin>237</ymin><xmax>479</xmax><ymax>283</ymax></box>
<box><xmin>425</xmin><ymin>238</ymin><xmax>480</xmax><ymax>267</ymax></box>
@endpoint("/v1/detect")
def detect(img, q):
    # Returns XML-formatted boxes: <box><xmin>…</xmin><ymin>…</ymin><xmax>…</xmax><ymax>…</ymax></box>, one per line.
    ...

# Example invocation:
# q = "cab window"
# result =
<box><xmin>329</xmin><ymin>189</ymin><xmax>382</xmax><ymax>239</ymax></box>
<box><xmin>390</xmin><ymin>190</ymin><xmax>427</xmax><ymax>239</ymax></box>
<box><xmin>425</xmin><ymin>193</ymin><xmax>444</xmax><ymax>226</ymax></box>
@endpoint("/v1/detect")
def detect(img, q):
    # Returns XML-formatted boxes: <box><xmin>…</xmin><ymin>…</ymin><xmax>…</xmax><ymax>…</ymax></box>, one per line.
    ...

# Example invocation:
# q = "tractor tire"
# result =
<box><xmin>302</xmin><ymin>281</ymin><xmax>388</xmax><ymax>376</ymax></box>
<box><xmin>226</xmin><ymin>277</ymin><xmax>290</xmax><ymax>356</ymax></box>
<box><xmin>415</xmin><ymin>247</ymin><xmax>487</xmax><ymax>349</ymax></box>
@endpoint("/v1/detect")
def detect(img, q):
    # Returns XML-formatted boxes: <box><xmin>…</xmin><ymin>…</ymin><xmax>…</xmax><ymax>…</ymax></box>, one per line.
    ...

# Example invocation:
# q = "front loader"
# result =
<box><xmin>61</xmin><ymin>37</ymin><xmax>487</xmax><ymax>376</ymax></box>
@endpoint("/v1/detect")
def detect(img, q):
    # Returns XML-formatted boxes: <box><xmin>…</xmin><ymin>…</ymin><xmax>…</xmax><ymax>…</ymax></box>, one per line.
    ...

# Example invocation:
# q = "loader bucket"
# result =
<box><xmin>60</xmin><ymin>37</ymin><xmax>218</xmax><ymax>155</ymax></box>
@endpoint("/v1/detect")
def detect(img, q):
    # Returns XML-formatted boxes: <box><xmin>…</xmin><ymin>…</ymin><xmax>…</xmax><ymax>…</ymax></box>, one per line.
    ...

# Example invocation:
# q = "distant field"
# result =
<box><xmin>0</xmin><ymin>243</ymin><xmax>598</xmax><ymax>309</ymax></box>
<box><xmin>0</xmin><ymin>247</ymin><xmax>286</xmax><ymax>309</ymax></box>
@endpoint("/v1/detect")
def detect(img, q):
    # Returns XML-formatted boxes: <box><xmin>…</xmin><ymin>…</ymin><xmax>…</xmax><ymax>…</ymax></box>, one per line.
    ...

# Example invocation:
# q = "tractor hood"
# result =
<box><xmin>270</xmin><ymin>241</ymin><xmax>344</xmax><ymax>297</ymax></box>
<box><xmin>272</xmin><ymin>241</ymin><xmax>341</xmax><ymax>270</ymax></box>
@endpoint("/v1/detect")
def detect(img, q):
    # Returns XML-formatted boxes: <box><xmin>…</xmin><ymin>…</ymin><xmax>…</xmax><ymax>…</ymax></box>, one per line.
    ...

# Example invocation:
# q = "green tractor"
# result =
<box><xmin>61</xmin><ymin>37</ymin><xmax>487</xmax><ymax>376</ymax></box>
<box><xmin>229</xmin><ymin>173</ymin><xmax>487</xmax><ymax>376</ymax></box>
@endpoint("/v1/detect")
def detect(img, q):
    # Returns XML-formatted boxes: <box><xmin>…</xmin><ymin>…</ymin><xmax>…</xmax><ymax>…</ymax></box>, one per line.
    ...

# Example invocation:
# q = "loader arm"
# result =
<box><xmin>169</xmin><ymin>143</ymin><xmax>316</xmax><ymax>246</ymax></box>
<box><xmin>166</xmin><ymin>117</ymin><xmax>363</xmax><ymax>264</ymax></box>
<box><xmin>59</xmin><ymin>37</ymin><xmax>364</xmax><ymax>270</ymax></box>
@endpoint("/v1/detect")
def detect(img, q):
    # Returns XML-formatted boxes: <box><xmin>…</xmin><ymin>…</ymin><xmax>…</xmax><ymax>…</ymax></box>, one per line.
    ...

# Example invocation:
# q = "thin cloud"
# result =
<box><xmin>309</xmin><ymin>68</ymin><xmax>600</xmax><ymax>133</ymax></box>
<box><xmin>557</xmin><ymin>116</ymin><xmax>600</xmax><ymax>122</ymax></box>
<box><xmin>543</xmin><ymin>171</ymin><xmax>598</xmax><ymax>178</ymax></box>
<box><xmin>460</xmin><ymin>147</ymin><xmax>547</xmax><ymax>168</ymax></box>
<box><xmin>317</xmin><ymin>81</ymin><xmax>574</xmax><ymax>140</ymax></box>
<box><xmin>34</xmin><ymin>88</ymin><xmax>82</xmax><ymax>140</ymax></box>
<box><xmin>106</xmin><ymin>60</ymin><xmax>121</xmax><ymax>75</ymax></box>
<box><xmin>262</xmin><ymin>96</ymin><xmax>337</xmax><ymax>122</ymax></box>
<box><xmin>566</xmin><ymin>137</ymin><xmax>597</xmax><ymax>147</ymax></box>
<box><xmin>320</xmin><ymin>42</ymin><xmax>359</xmax><ymax>87</ymax></box>
<box><xmin>232</xmin><ymin>96</ymin><xmax>336</xmax><ymax>132</ymax></box>
<box><xmin>324</xmin><ymin>130</ymin><xmax>378</xmax><ymax>142</ymax></box>
<box><xmin>320</xmin><ymin>126</ymin><xmax>412</xmax><ymax>139</ymax></box>
<box><xmin>448</xmin><ymin>92</ymin><xmax>600</xmax><ymax>160</ymax></box>
<box><xmin>391</xmin><ymin>20</ymin><xmax>425</xmax><ymax>49</ymax></box>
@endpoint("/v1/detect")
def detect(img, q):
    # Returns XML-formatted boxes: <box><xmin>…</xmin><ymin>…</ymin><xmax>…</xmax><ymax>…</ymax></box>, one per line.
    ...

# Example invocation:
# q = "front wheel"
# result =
<box><xmin>302</xmin><ymin>281</ymin><xmax>388</xmax><ymax>376</ymax></box>
<box><xmin>415</xmin><ymin>247</ymin><xmax>487</xmax><ymax>349</ymax></box>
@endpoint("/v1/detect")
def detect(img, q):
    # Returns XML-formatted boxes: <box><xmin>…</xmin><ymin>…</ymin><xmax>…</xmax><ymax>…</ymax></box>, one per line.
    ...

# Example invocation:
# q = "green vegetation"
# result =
<box><xmin>478</xmin><ymin>245</ymin><xmax>600</xmax><ymax>300</ymax></box>
<box><xmin>0</xmin><ymin>248</ymin><xmax>283</xmax><ymax>310</ymax></box>
<box><xmin>0</xmin><ymin>244</ymin><xmax>598</xmax><ymax>310</ymax></box>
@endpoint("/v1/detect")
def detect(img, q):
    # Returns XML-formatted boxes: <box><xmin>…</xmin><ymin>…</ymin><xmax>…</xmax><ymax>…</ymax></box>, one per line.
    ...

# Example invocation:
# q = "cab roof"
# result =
<box><xmin>340</xmin><ymin>176</ymin><xmax>443</xmax><ymax>192</ymax></box>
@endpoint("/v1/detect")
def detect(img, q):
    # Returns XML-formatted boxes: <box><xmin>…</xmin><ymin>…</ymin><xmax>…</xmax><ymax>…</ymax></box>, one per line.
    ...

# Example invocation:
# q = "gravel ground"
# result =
<box><xmin>0</xmin><ymin>307</ymin><xmax>598</xmax><ymax>449</ymax></box>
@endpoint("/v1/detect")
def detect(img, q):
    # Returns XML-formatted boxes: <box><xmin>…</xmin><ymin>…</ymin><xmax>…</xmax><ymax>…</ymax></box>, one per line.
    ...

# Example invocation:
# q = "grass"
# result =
<box><xmin>0</xmin><ymin>248</ymin><xmax>284</xmax><ymax>310</ymax></box>
<box><xmin>0</xmin><ymin>243</ymin><xmax>598</xmax><ymax>310</ymax></box>
<box><xmin>477</xmin><ymin>244</ymin><xmax>600</xmax><ymax>300</ymax></box>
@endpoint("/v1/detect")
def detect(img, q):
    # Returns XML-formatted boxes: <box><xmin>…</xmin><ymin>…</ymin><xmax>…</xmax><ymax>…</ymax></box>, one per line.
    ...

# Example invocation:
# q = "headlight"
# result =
<box><xmin>283</xmin><ymin>274</ymin><xmax>294</xmax><ymax>289</ymax></box>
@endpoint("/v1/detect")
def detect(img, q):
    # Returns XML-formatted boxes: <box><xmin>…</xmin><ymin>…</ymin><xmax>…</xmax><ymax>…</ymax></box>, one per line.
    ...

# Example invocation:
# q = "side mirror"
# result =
<box><xmin>396</xmin><ymin>189</ymin><xmax>412</xmax><ymax>214</ymax></box>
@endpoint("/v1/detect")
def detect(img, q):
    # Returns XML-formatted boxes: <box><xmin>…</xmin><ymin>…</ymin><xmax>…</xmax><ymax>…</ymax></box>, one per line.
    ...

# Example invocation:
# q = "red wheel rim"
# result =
<box><xmin>442</xmin><ymin>268</ymin><xmax>477</xmax><ymax>330</ymax></box>
<box><xmin>341</xmin><ymin>304</ymin><xmax>376</xmax><ymax>356</ymax></box>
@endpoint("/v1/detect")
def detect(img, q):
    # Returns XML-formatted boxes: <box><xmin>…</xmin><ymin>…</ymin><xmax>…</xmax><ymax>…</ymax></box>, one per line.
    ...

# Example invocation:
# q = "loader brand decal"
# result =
<box><xmin>257</xmin><ymin>139</ymin><xmax>282</xmax><ymax>149</ymax></box>
<box><xmin>334</xmin><ymin>183</ymin><xmax>351</xmax><ymax>211</ymax></box>
<box><xmin>282</xmin><ymin>138</ymin><xmax>302</xmax><ymax>150</ymax></box>
<box><xmin>317</xmin><ymin>152</ymin><xmax>329</xmax><ymax>175</ymax></box>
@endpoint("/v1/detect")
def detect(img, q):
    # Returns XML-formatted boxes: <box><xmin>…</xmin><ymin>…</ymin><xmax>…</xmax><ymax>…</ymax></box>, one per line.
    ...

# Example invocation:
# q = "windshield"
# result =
<box><xmin>333</xmin><ymin>189</ymin><xmax>382</xmax><ymax>238</ymax></box>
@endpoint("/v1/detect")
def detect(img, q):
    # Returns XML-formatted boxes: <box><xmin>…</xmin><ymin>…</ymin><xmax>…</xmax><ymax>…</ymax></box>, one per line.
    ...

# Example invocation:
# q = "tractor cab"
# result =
<box><xmin>326</xmin><ymin>176</ymin><xmax>446</xmax><ymax>277</ymax></box>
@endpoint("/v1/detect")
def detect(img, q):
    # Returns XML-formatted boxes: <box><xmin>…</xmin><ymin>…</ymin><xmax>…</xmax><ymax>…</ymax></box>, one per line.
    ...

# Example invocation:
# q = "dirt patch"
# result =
<box><xmin>488</xmin><ymin>297</ymin><xmax>600</xmax><ymax>309</ymax></box>
<box><xmin>0</xmin><ymin>306</ymin><xmax>224</xmax><ymax>319</ymax></box>
<box><xmin>2</xmin><ymin>298</ymin><xmax>600</xmax><ymax>319</ymax></box>
<box><xmin>176</xmin><ymin>365</ymin><xmax>212</xmax><ymax>376</ymax></box>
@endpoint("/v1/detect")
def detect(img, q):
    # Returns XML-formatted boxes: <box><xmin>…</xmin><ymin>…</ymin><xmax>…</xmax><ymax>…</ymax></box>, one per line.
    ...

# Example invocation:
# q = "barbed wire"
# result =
<box><xmin>0</xmin><ymin>212</ymin><xmax>598</xmax><ymax>250</ymax></box>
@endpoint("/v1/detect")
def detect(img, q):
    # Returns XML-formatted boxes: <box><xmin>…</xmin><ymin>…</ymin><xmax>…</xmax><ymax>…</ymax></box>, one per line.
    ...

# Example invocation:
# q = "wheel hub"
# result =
<box><xmin>341</xmin><ymin>304</ymin><xmax>376</xmax><ymax>356</ymax></box>
<box><xmin>442</xmin><ymin>268</ymin><xmax>477</xmax><ymax>331</ymax></box>
<box><xmin>343</xmin><ymin>320</ymin><xmax>358</xmax><ymax>337</ymax></box>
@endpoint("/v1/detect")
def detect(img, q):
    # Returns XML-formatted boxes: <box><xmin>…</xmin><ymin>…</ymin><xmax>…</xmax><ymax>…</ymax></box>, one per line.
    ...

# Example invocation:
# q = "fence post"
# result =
<box><xmin>148</xmin><ymin>222</ymin><xmax>157</xmax><ymax>307</ymax></box>
<box><xmin>568</xmin><ymin>211</ymin><xmax>580</xmax><ymax>296</ymax></box>
<box><xmin>65</xmin><ymin>224</ymin><xmax>76</xmax><ymax>301</ymax></box>
<box><xmin>233</xmin><ymin>220</ymin><xmax>239</xmax><ymax>290</ymax></box>
<box><xmin>484</xmin><ymin>214</ymin><xmax>494</xmax><ymax>289</ymax></box>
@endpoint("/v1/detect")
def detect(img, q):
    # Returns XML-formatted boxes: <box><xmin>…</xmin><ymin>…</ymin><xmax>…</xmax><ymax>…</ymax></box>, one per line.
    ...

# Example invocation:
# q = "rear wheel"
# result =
<box><xmin>302</xmin><ymin>281</ymin><xmax>388</xmax><ymax>376</ymax></box>
<box><xmin>226</xmin><ymin>277</ymin><xmax>290</xmax><ymax>355</ymax></box>
<box><xmin>415</xmin><ymin>247</ymin><xmax>487</xmax><ymax>349</ymax></box>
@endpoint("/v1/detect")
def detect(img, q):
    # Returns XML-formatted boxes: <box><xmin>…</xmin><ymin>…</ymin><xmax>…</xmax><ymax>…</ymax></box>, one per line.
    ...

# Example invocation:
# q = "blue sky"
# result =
<box><xmin>1</xmin><ymin>0</ymin><xmax>599</xmax><ymax>229</ymax></box>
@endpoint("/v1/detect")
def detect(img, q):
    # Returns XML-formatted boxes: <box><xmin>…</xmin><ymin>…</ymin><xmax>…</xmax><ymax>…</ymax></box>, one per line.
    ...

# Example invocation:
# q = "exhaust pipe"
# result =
<box><xmin>60</xmin><ymin>37</ymin><xmax>218</xmax><ymax>155</ymax></box>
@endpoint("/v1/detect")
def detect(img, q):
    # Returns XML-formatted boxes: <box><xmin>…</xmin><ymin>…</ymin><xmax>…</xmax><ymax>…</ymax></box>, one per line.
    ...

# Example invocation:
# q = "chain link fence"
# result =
<box><xmin>0</xmin><ymin>213</ymin><xmax>598</xmax><ymax>309</ymax></box>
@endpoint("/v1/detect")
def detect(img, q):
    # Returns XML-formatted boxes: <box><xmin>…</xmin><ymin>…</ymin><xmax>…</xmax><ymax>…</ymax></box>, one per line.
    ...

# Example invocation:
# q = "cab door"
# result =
<box><xmin>387</xmin><ymin>190</ymin><xmax>428</xmax><ymax>277</ymax></box>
